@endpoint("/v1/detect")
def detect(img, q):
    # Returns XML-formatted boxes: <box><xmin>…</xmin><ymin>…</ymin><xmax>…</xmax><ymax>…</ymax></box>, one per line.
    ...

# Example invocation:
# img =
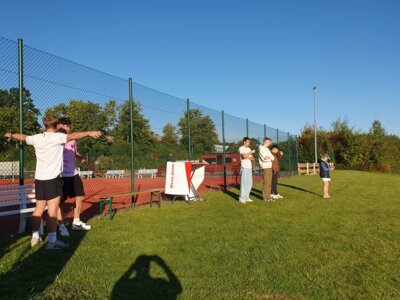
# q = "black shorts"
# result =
<box><xmin>62</xmin><ymin>175</ymin><xmax>85</xmax><ymax>202</ymax></box>
<box><xmin>35</xmin><ymin>176</ymin><xmax>63</xmax><ymax>201</ymax></box>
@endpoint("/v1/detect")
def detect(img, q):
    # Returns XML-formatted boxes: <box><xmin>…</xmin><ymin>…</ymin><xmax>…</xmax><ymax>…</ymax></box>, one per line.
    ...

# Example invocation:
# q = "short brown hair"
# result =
<box><xmin>43</xmin><ymin>115</ymin><xmax>59</xmax><ymax>129</ymax></box>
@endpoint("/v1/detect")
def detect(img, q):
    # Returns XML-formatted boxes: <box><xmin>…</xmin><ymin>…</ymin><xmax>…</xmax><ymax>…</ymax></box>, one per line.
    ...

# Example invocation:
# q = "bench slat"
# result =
<box><xmin>0</xmin><ymin>195</ymin><xmax>34</xmax><ymax>202</ymax></box>
<box><xmin>97</xmin><ymin>188</ymin><xmax>165</xmax><ymax>199</ymax></box>
<box><xmin>0</xmin><ymin>207</ymin><xmax>36</xmax><ymax>217</ymax></box>
<box><xmin>0</xmin><ymin>185</ymin><xmax>34</xmax><ymax>191</ymax></box>
<box><xmin>0</xmin><ymin>200</ymin><xmax>37</xmax><ymax>208</ymax></box>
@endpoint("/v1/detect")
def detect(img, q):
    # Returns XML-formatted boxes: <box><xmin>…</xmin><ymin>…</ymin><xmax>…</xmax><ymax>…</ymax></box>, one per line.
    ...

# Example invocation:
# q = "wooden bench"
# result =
<box><xmin>0</xmin><ymin>185</ymin><xmax>36</xmax><ymax>233</ymax></box>
<box><xmin>96</xmin><ymin>188</ymin><xmax>165</xmax><ymax>220</ymax></box>
<box><xmin>137</xmin><ymin>169</ymin><xmax>158</xmax><ymax>178</ymax></box>
<box><xmin>79</xmin><ymin>170</ymin><xmax>93</xmax><ymax>179</ymax></box>
<box><xmin>105</xmin><ymin>170</ymin><xmax>125</xmax><ymax>179</ymax></box>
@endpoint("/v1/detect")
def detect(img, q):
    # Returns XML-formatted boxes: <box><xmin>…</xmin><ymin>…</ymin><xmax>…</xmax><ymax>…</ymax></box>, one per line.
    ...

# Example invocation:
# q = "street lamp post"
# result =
<box><xmin>313</xmin><ymin>86</ymin><xmax>317</xmax><ymax>166</ymax></box>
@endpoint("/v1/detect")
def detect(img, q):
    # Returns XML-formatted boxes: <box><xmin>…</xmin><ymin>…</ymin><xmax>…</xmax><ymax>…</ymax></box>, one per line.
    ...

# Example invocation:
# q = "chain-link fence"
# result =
<box><xmin>0</xmin><ymin>36</ymin><xmax>298</xmax><ymax>207</ymax></box>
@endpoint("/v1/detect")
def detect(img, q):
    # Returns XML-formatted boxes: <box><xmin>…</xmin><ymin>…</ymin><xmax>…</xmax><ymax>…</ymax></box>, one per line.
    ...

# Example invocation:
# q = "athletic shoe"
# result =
<box><xmin>45</xmin><ymin>239</ymin><xmax>69</xmax><ymax>250</ymax></box>
<box><xmin>264</xmin><ymin>198</ymin><xmax>273</xmax><ymax>202</ymax></box>
<box><xmin>271</xmin><ymin>194</ymin><xmax>279</xmax><ymax>199</ymax></box>
<box><xmin>72</xmin><ymin>221</ymin><xmax>92</xmax><ymax>231</ymax></box>
<box><xmin>238</xmin><ymin>199</ymin><xmax>247</xmax><ymax>204</ymax></box>
<box><xmin>30</xmin><ymin>236</ymin><xmax>43</xmax><ymax>247</ymax></box>
<box><xmin>245</xmin><ymin>199</ymin><xmax>254</xmax><ymax>203</ymax></box>
<box><xmin>59</xmin><ymin>224</ymin><xmax>70</xmax><ymax>237</ymax></box>
<box><xmin>323</xmin><ymin>194</ymin><xmax>331</xmax><ymax>199</ymax></box>
<box><xmin>277</xmin><ymin>194</ymin><xmax>284</xmax><ymax>199</ymax></box>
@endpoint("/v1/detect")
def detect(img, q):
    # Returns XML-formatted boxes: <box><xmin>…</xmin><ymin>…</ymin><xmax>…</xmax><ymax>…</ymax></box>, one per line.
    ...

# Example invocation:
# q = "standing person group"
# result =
<box><xmin>238</xmin><ymin>137</ymin><xmax>284</xmax><ymax>204</ymax></box>
<box><xmin>5</xmin><ymin>116</ymin><xmax>101</xmax><ymax>249</ymax></box>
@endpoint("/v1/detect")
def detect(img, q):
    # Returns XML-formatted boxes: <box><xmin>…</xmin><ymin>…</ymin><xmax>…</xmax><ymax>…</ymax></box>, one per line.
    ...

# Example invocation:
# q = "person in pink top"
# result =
<box><xmin>57</xmin><ymin>118</ymin><xmax>92</xmax><ymax>236</ymax></box>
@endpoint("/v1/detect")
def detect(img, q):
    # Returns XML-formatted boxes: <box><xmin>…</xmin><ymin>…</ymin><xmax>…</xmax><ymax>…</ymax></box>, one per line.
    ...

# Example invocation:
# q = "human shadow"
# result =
<box><xmin>223</xmin><ymin>189</ymin><xmax>240</xmax><ymax>202</ymax></box>
<box><xmin>111</xmin><ymin>255</ymin><xmax>182</xmax><ymax>300</ymax></box>
<box><xmin>0</xmin><ymin>228</ymin><xmax>86</xmax><ymax>299</ymax></box>
<box><xmin>278</xmin><ymin>183</ymin><xmax>321</xmax><ymax>197</ymax></box>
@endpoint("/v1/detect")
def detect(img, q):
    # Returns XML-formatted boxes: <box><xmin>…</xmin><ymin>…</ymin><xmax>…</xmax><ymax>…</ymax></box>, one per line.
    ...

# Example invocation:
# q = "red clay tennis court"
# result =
<box><xmin>0</xmin><ymin>175</ymin><xmax>263</xmax><ymax>235</ymax></box>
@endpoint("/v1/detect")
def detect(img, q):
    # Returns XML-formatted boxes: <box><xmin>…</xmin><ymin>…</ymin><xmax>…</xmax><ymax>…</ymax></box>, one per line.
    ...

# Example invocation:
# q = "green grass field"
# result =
<box><xmin>1</xmin><ymin>170</ymin><xmax>400</xmax><ymax>299</ymax></box>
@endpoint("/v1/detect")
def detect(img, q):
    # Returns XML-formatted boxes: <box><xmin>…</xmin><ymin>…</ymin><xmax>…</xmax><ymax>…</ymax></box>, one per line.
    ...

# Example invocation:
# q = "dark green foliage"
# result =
<box><xmin>298</xmin><ymin>118</ymin><xmax>400</xmax><ymax>173</ymax></box>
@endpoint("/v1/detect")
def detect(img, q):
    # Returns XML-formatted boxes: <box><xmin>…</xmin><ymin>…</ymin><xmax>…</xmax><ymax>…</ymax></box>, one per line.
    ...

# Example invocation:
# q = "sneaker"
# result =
<box><xmin>238</xmin><ymin>199</ymin><xmax>247</xmax><ymax>204</ymax></box>
<box><xmin>245</xmin><ymin>199</ymin><xmax>254</xmax><ymax>203</ymax></box>
<box><xmin>72</xmin><ymin>221</ymin><xmax>92</xmax><ymax>231</ymax></box>
<box><xmin>264</xmin><ymin>198</ymin><xmax>274</xmax><ymax>202</ymax></box>
<box><xmin>277</xmin><ymin>194</ymin><xmax>284</xmax><ymax>199</ymax></box>
<box><xmin>59</xmin><ymin>224</ymin><xmax>70</xmax><ymax>237</ymax></box>
<box><xmin>30</xmin><ymin>236</ymin><xmax>43</xmax><ymax>247</ymax></box>
<box><xmin>323</xmin><ymin>194</ymin><xmax>331</xmax><ymax>199</ymax></box>
<box><xmin>45</xmin><ymin>239</ymin><xmax>69</xmax><ymax>250</ymax></box>
<box><xmin>271</xmin><ymin>194</ymin><xmax>279</xmax><ymax>199</ymax></box>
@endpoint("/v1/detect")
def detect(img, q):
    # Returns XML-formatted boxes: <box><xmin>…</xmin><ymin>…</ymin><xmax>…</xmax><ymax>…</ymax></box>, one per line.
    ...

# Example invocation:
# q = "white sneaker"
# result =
<box><xmin>238</xmin><ymin>199</ymin><xmax>247</xmax><ymax>204</ymax></box>
<box><xmin>59</xmin><ymin>224</ymin><xmax>70</xmax><ymax>237</ymax></box>
<box><xmin>277</xmin><ymin>194</ymin><xmax>284</xmax><ymax>199</ymax></box>
<box><xmin>271</xmin><ymin>194</ymin><xmax>279</xmax><ymax>199</ymax></box>
<box><xmin>45</xmin><ymin>239</ymin><xmax>69</xmax><ymax>250</ymax></box>
<box><xmin>323</xmin><ymin>194</ymin><xmax>331</xmax><ymax>199</ymax></box>
<box><xmin>30</xmin><ymin>236</ymin><xmax>43</xmax><ymax>247</ymax></box>
<box><xmin>72</xmin><ymin>221</ymin><xmax>92</xmax><ymax>231</ymax></box>
<box><xmin>245</xmin><ymin>199</ymin><xmax>254</xmax><ymax>202</ymax></box>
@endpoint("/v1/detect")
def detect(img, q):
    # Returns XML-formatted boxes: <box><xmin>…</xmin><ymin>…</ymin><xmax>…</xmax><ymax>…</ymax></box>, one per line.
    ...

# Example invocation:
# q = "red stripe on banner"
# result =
<box><xmin>185</xmin><ymin>162</ymin><xmax>192</xmax><ymax>190</ymax></box>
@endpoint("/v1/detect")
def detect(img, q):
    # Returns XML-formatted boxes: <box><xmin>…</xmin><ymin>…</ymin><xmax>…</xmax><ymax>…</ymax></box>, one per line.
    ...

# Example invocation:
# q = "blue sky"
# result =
<box><xmin>1</xmin><ymin>0</ymin><xmax>399</xmax><ymax>136</ymax></box>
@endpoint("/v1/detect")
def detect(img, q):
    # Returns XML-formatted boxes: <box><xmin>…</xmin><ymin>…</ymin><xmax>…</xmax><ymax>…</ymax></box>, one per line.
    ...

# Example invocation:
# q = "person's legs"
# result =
<box><xmin>323</xmin><ymin>181</ymin><xmax>330</xmax><ymax>196</ymax></box>
<box><xmin>31</xmin><ymin>200</ymin><xmax>47</xmax><ymax>232</ymax></box>
<box><xmin>272</xmin><ymin>173</ymin><xmax>278</xmax><ymax>195</ymax></box>
<box><xmin>262</xmin><ymin>169</ymin><xmax>268</xmax><ymax>199</ymax></box>
<box><xmin>73</xmin><ymin>196</ymin><xmax>84</xmax><ymax>219</ymax></box>
<box><xmin>245</xmin><ymin>168</ymin><xmax>253</xmax><ymax>200</ymax></box>
<box><xmin>239</xmin><ymin>168</ymin><xmax>248</xmax><ymax>201</ymax></box>
<box><xmin>265</xmin><ymin>168</ymin><xmax>272</xmax><ymax>199</ymax></box>
<box><xmin>46</xmin><ymin>196</ymin><xmax>61</xmax><ymax>236</ymax></box>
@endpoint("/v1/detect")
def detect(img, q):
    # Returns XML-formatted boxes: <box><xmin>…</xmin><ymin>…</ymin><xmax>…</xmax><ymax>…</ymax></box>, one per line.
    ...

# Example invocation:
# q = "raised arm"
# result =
<box><xmin>4</xmin><ymin>133</ymin><xmax>28</xmax><ymax>142</ymax></box>
<box><xmin>67</xmin><ymin>131</ymin><xmax>102</xmax><ymax>142</ymax></box>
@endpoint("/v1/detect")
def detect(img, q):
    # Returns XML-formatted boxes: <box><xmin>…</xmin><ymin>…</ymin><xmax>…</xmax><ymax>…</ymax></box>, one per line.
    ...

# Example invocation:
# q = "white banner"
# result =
<box><xmin>165</xmin><ymin>161</ymin><xmax>191</xmax><ymax>195</ymax></box>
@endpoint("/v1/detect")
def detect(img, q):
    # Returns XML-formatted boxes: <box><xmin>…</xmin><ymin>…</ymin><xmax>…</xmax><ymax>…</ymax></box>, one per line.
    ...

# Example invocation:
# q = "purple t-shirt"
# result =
<box><xmin>62</xmin><ymin>140</ymin><xmax>78</xmax><ymax>177</ymax></box>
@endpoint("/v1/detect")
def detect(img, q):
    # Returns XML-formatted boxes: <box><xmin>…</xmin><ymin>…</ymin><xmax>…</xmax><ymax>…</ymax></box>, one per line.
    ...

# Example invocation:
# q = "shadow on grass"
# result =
<box><xmin>278</xmin><ymin>183</ymin><xmax>321</xmax><ymax>197</ymax></box>
<box><xmin>111</xmin><ymin>255</ymin><xmax>182</xmax><ymax>300</ymax></box>
<box><xmin>0</xmin><ymin>230</ymin><xmax>86</xmax><ymax>299</ymax></box>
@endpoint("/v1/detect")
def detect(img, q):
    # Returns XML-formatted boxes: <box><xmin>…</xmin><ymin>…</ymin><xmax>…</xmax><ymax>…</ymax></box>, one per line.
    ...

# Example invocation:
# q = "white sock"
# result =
<box><xmin>32</xmin><ymin>231</ymin><xmax>40</xmax><ymax>239</ymax></box>
<box><xmin>73</xmin><ymin>218</ymin><xmax>81</xmax><ymax>225</ymax></box>
<box><xmin>48</xmin><ymin>232</ymin><xmax>57</xmax><ymax>243</ymax></box>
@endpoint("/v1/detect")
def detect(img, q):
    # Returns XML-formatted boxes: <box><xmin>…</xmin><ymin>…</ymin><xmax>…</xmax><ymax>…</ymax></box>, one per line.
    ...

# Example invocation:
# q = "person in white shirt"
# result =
<box><xmin>5</xmin><ymin>116</ymin><xmax>101</xmax><ymax>249</ymax></box>
<box><xmin>238</xmin><ymin>137</ymin><xmax>255</xmax><ymax>204</ymax></box>
<box><xmin>259</xmin><ymin>137</ymin><xmax>275</xmax><ymax>202</ymax></box>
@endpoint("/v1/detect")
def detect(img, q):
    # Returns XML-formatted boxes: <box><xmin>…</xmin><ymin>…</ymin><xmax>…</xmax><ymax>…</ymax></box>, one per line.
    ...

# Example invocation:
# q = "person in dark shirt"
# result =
<box><xmin>319</xmin><ymin>153</ymin><xmax>334</xmax><ymax>198</ymax></box>
<box><xmin>271</xmin><ymin>145</ymin><xmax>284</xmax><ymax>199</ymax></box>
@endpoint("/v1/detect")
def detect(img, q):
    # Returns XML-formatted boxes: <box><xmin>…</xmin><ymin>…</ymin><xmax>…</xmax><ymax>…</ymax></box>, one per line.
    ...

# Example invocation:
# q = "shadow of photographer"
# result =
<box><xmin>111</xmin><ymin>254</ymin><xmax>182</xmax><ymax>300</ymax></box>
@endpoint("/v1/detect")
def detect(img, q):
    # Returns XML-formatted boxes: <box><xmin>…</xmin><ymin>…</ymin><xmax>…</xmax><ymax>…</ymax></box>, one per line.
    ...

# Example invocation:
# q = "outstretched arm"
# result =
<box><xmin>4</xmin><ymin>133</ymin><xmax>28</xmax><ymax>142</ymax></box>
<box><xmin>67</xmin><ymin>131</ymin><xmax>102</xmax><ymax>142</ymax></box>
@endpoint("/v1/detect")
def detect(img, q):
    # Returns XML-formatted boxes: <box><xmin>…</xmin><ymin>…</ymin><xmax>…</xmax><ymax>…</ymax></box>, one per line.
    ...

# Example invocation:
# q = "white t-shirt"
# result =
<box><xmin>26</xmin><ymin>132</ymin><xmax>67</xmax><ymax>180</ymax></box>
<box><xmin>239</xmin><ymin>146</ymin><xmax>252</xmax><ymax>169</ymax></box>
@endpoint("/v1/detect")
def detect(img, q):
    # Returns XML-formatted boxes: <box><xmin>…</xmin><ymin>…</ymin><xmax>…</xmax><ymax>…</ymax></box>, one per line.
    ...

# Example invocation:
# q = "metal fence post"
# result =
<box><xmin>276</xmin><ymin>128</ymin><xmax>279</xmax><ymax>146</ymax></box>
<box><xmin>288</xmin><ymin>132</ymin><xmax>292</xmax><ymax>176</ymax></box>
<box><xmin>222</xmin><ymin>110</ymin><xmax>227</xmax><ymax>191</ymax></box>
<box><xmin>129</xmin><ymin>78</ymin><xmax>135</xmax><ymax>197</ymax></box>
<box><xmin>187</xmin><ymin>98</ymin><xmax>191</xmax><ymax>161</ymax></box>
<box><xmin>18</xmin><ymin>38</ymin><xmax>24</xmax><ymax>186</ymax></box>
<box><xmin>246</xmin><ymin>118</ymin><xmax>249</xmax><ymax>137</ymax></box>
<box><xmin>263</xmin><ymin>124</ymin><xmax>266</xmax><ymax>139</ymax></box>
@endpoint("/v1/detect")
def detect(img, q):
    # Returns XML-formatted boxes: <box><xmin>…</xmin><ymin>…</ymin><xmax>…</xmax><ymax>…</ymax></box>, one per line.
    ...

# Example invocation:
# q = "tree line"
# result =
<box><xmin>0</xmin><ymin>88</ymin><xmax>220</xmax><ymax>172</ymax></box>
<box><xmin>298</xmin><ymin>118</ymin><xmax>400</xmax><ymax>173</ymax></box>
